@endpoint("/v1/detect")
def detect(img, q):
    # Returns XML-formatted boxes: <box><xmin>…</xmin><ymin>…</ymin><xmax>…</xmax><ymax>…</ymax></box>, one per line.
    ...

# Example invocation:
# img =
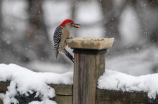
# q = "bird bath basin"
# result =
<box><xmin>66</xmin><ymin>37</ymin><xmax>114</xmax><ymax>50</ymax></box>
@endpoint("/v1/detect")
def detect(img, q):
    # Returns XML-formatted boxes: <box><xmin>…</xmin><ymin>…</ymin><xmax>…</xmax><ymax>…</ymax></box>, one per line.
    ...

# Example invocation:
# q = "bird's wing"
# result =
<box><xmin>53</xmin><ymin>26</ymin><xmax>63</xmax><ymax>59</ymax></box>
<box><xmin>62</xmin><ymin>49</ymin><xmax>74</xmax><ymax>63</ymax></box>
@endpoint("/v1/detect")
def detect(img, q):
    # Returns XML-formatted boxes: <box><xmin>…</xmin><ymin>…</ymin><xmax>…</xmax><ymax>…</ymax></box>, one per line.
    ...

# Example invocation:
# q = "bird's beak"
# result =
<box><xmin>73</xmin><ymin>24</ymin><xmax>81</xmax><ymax>28</ymax></box>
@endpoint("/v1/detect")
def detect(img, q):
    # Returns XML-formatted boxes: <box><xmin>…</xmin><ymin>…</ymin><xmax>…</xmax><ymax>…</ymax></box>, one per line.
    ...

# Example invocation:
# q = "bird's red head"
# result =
<box><xmin>60</xmin><ymin>19</ymin><xmax>75</xmax><ymax>27</ymax></box>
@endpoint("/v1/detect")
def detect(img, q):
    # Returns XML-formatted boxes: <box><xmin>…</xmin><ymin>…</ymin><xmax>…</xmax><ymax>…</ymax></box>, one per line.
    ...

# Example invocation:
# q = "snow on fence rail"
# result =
<box><xmin>1</xmin><ymin>37</ymin><xmax>158</xmax><ymax>104</ymax></box>
<box><xmin>1</xmin><ymin>82</ymin><xmax>158</xmax><ymax>104</ymax></box>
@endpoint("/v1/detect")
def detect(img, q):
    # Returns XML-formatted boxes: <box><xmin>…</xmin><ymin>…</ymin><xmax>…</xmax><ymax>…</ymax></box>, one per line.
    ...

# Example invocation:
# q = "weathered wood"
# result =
<box><xmin>73</xmin><ymin>53</ymin><xmax>78</xmax><ymax>104</ymax></box>
<box><xmin>49</xmin><ymin>84</ymin><xmax>72</xmax><ymax>95</ymax></box>
<box><xmin>0</xmin><ymin>82</ymin><xmax>9</xmax><ymax>92</ymax></box>
<box><xmin>96</xmin><ymin>53</ymin><xmax>106</xmax><ymax>80</ymax></box>
<box><xmin>1</xmin><ymin>82</ymin><xmax>158</xmax><ymax>104</ymax></box>
<box><xmin>0</xmin><ymin>82</ymin><xmax>72</xmax><ymax>95</ymax></box>
<box><xmin>96</xmin><ymin>100</ymin><xmax>146</xmax><ymax>104</ymax></box>
<box><xmin>54</xmin><ymin>96</ymin><xmax>72</xmax><ymax>104</ymax></box>
<box><xmin>0</xmin><ymin>99</ymin><xmax>3</xmax><ymax>104</ymax></box>
<box><xmin>73</xmin><ymin>53</ymin><xmax>106</xmax><ymax>104</ymax></box>
<box><xmin>68</xmin><ymin>37</ymin><xmax>113</xmax><ymax>104</ymax></box>
<box><xmin>97</xmin><ymin>89</ymin><xmax>158</xmax><ymax>103</ymax></box>
<box><xmin>97</xmin><ymin>89</ymin><xmax>112</xmax><ymax>101</ymax></box>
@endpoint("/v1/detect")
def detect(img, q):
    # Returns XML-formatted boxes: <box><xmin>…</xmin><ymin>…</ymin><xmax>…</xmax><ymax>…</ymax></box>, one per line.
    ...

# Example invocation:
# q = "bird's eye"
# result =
<box><xmin>71</xmin><ymin>23</ymin><xmax>74</xmax><ymax>26</ymax></box>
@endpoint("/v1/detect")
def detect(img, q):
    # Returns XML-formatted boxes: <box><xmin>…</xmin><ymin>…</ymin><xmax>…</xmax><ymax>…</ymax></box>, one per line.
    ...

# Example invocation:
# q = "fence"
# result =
<box><xmin>0</xmin><ymin>82</ymin><xmax>157</xmax><ymax>104</ymax></box>
<box><xmin>0</xmin><ymin>37</ymin><xmax>157</xmax><ymax>104</ymax></box>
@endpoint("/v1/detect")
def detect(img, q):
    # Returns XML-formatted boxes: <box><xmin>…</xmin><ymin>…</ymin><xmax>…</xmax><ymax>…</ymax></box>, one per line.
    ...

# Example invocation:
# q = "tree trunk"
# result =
<box><xmin>0</xmin><ymin>1</ymin><xmax>28</xmax><ymax>63</ymax></box>
<box><xmin>99</xmin><ymin>0</ymin><xmax>124</xmax><ymax>50</ymax></box>
<box><xmin>130</xmin><ymin>0</ymin><xmax>158</xmax><ymax>44</ymax></box>
<box><xmin>25</xmin><ymin>0</ymin><xmax>51</xmax><ymax>61</ymax></box>
<box><xmin>0</xmin><ymin>0</ymin><xmax>2</xmax><ymax>34</ymax></box>
<box><xmin>147</xmin><ymin>0</ymin><xmax>158</xmax><ymax>44</ymax></box>
<box><xmin>24</xmin><ymin>0</ymin><xmax>70</xmax><ymax>64</ymax></box>
<box><xmin>70</xmin><ymin>0</ymin><xmax>78</xmax><ymax>37</ymax></box>
<box><xmin>0</xmin><ymin>0</ymin><xmax>2</xmax><ymax>54</ymax></box>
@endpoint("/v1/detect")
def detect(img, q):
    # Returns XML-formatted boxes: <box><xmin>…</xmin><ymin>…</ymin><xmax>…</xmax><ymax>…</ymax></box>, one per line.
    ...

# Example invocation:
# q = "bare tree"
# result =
<box><xmin>98</xmin><ymin>0</ymin><xmax>126</xmax><ymax>50</ymax></box>
<box><xmin>125</xmin><ymin>0</ymin><xmax>158</xmax><ymax>73</ymax></box>
<box><xmin>0</xmin><ymin>0</ymin><xmax>1</xmax><ymax>34</ymax></box>
<box><xmin>22</xmin><ymin>0</ymin><xmax>53</xmax><ymax>62</ymax></box>
<box><xmin>0</xmin><ymin>1</ymin><xmax>27</xmax><ymax>63</ymax></box>
<box><xmin>0</xmin><ymin>0</ymin><xmax>2</xmax><ymax>55</ymax></box>
<box><xmin>129</xmin><ymin>0</ymin><xmax>158</xmax><ymax>44</ymax></box>
<box><xmin>22</xmin><ymin>0</ymin><xmax>69</xmax><ymax>64</ymax></box>
<box><xmin>147</xmin><ymin>0</ymin><xmax>158</xmax><ymax>43</ymax></box>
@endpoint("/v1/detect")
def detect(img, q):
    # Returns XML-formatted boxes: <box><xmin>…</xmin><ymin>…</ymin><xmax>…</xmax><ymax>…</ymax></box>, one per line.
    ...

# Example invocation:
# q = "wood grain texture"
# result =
<box><xmin>0</xmin><ymin>99</ymin><xmax>3</xmax><ymax>104</ymax></box>
<box><xmin>96</xmin><ymin>89</ymin><xmax>158</xmax><ymax>103</ymax></box>
<box><xmin>49</xmin><ymin>84</ymin><xmax>72</xmax><ymax>95</ymax></box>
<box><xmin>73</xmin><ymin>53</ymin><xmax>106</xmax><ymax>104</ymax></box>
<box><xmin>54</xmin><ymin>96</ymin><xmax>72</xmax><ymax>104</ymax></box>
<box><xmin>96</xmin><ymin>100</ymin><xmax>146</xmax><ymax>104</ymax></box>
<box><xmin>1</xmin><ymin>81</ymin><xmax>158</xmax><ymax>104</ymax></box>
<box><xmin>0</xmin><ymin>82</ymin><xmax>9</xmax><ymax>92</ymax></box>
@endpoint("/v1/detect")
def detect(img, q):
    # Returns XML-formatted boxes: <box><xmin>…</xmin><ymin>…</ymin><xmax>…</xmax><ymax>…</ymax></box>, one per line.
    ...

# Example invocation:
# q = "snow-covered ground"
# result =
<box><xmin>1</xmin><ymin>64</ymin><xmax>158</xmax><ymax>103</ymax></box>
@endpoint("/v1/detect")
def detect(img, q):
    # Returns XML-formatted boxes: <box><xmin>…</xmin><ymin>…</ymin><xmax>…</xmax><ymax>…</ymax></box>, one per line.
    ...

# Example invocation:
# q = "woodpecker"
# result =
<box><xmin>53</xmin><ymin>19</ymin><xmax>80</xmax><ymax>63</ymax></box>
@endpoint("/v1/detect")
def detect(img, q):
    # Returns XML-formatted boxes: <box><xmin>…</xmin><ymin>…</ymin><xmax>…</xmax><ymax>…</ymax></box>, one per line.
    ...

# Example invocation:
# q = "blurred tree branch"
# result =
<box><xmin>0</xmin><ymin>1</ymin><xmax>28</xmax><ymax>63</ymax></box>
<box><xmin>23</xmin><ymin>0</ymin><xmax>69</xmax><ymax>64</ymax></box>
<box><xmin>128</xmin><ymin>0</ymin><xmax>158</xmax><ymax>44</ymax></box>
<box><xmin>0</xmin><ymin>0</ymin><xmax>1</xmax><ymax>34</ymax></box>
<box><xmin>0</xmin><ymin>0</ymin><xmax>2</xmax><ymax>53</ymax></box>
<box><xmin>24</xmin><ymin>0</ymin><xmax>52</xmax><ymax>62</ymax></box>
<box><xmin>98</xmin><ymin>0</ymin><xmax>126</xmax><ymax>50</ymax></box>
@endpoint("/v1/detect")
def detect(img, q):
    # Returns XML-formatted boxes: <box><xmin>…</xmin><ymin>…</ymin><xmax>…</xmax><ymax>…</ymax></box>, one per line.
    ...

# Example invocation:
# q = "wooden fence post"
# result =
<box><xmin>66</xmin><ymin>37</ymin><xmax>114</xmax><ymax>104</ymax></box>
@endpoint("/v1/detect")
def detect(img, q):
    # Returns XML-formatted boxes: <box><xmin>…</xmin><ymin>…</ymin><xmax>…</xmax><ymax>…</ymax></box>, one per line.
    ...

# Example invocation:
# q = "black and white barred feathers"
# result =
<box><xmin>53</xmin><ymin>26</ymin><xmax>62</xmax><ymax>59</ymax></box>
<box><xmin>53</xmin><ymin>26</ymin><xmax>74</xmax><ymax>63</ymax></box>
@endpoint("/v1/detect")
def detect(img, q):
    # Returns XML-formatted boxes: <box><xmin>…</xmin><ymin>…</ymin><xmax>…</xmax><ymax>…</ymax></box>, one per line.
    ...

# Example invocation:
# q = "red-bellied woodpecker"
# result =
<box><xmin>53</xmin><ymin>19</ymin><xmax>80</xmax><ymax>63</ymax></box>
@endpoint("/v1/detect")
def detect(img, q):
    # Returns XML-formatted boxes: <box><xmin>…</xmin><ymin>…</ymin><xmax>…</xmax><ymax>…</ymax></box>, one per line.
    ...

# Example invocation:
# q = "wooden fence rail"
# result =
<box><xmin>0</xmin><ymin>82</ymin><xmax>158</xmax><ymax>104</ymax></box>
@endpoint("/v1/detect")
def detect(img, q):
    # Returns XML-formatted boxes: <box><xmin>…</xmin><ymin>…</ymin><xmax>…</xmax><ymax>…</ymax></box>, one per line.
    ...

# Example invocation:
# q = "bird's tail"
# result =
<box><xmin>62</xmin><ymin>49</ymin><xmax>74</xmax><ymax>63</ymax></box>
<box><xmin>55</xmin><ymin>49</ymin><xmax>59</xmax><ymax>59</ymax></box>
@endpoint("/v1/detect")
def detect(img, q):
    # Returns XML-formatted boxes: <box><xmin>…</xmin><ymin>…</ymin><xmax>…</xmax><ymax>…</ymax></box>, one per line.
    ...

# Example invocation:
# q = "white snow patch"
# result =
<box><xmin>0</xmin><ymin>93</ymin><xmax>5</xmax><ymax>100</ymax></box>
<box><xmin>1</xmin><ymin>62</ymin><xmax>158</xmax><ymax>102</ymax></box>
<box><xmin>0</xmin><ymin>64</ymin><xmax>73</xmax><ymax>104</ymax></box>
<box><xmin>98</xmin><ymin>69</ymin><xmax>158</xmax><ymax>99</ymax></box>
